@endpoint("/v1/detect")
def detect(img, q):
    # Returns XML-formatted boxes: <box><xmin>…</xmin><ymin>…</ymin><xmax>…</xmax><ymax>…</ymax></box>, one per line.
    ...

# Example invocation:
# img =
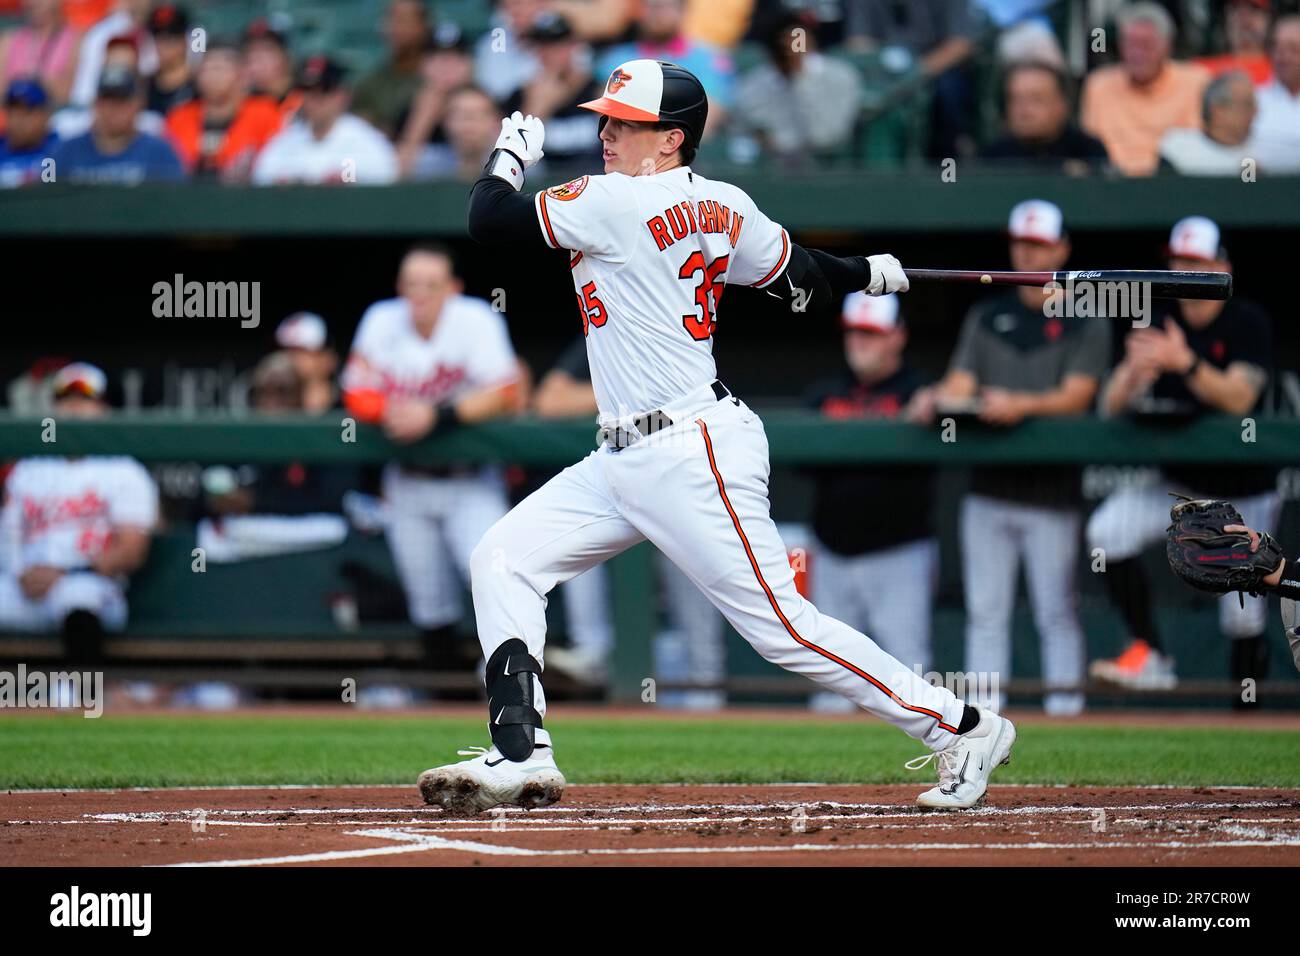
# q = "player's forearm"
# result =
<box><xmin>1183</xmin><ymin>363</ymin><xmax>1259</xmax><ymax>416</ymax></box>
<box><xmin>770</xmin><ymin>245</ymin><xmax>872</xmax><ymax>316</ymax></box>
<box><xmin>1099</xmin><ymin>362</ymin><xmax>1146</xmax><ymax>417</ymax></box>
<box><xmin>454</xmin><ymin>383</ymin><xmax>519</xmax><ymax>425</ymax></box>
<box><xmin>94</xmin><ymin>529</ymin><xmax>151</xmax><ymax>577</ymax></box>
<box><xmin>467</xmin><ymin>173</ymin><xmax>547</xmax><ymax>247</ymax></box>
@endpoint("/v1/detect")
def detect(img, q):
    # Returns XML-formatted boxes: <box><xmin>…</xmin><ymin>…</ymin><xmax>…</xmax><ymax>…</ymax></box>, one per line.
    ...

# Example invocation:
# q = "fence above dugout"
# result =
<box><xmin>2</xmin><ymin>174</ymin><xmax>1299</xmax><ymax>237</ymax></box>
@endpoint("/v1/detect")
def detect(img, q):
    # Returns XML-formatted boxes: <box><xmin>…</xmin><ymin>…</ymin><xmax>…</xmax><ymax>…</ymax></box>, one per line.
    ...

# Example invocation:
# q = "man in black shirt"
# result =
<box><xmin>928</xmin><ymin>200</ymin><xmax>1111</xmax><ymax>716</ymax></box>
<box><xmin>1088</xmin><ymin>216</ymin><xmax>1278</xmax><ymax>700</ymax></box>
<box><xmin>981</xmin><ymin>61</ymin><xmax>1110</xmax><ymax>174</ymax></box>
<box><xmin>145</xmin><ymin>4</ymin><xmax>196</xmax><ymax>116</ymax></box>
<box><xmin>804</xmin><ymin>292</ymin><xmax>936</xmax><ymax>712</ymax></box>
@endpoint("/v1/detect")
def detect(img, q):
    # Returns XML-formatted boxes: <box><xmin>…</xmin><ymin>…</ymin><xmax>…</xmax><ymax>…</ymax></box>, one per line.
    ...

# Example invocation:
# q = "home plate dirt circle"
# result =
<box><xmin>4</xmin><ymin>784</ymin><xmax>1300</xmax><ymax>866</ymax></box>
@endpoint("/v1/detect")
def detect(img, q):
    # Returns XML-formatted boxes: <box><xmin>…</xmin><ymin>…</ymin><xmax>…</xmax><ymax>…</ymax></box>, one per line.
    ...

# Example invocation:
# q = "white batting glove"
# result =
<box><xmin>486</xmin><ymin>111</ymin><xmax>546</xmax><ymax>190</ymax></box>
<box><xmin>865</xmin><ymin>254</ymin><xmax>909</xmax><ymax>295</ymax></box>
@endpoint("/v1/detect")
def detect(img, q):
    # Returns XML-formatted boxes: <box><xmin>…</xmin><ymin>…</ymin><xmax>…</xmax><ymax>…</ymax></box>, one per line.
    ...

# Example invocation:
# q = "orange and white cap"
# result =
<box><xmin>51</xmin><ymin>361</ymin><xmax>107</xmax><ymax>400</ymax></box>
<box><xmin>1167</xmin><ymin>216</ymin><xmax>1226</xmax><ymax>263</ymax></box>
<box><xmin>1008</xmin><ymin>199</ymin><xmax>1064</xmax><ymax>244</ymax></box>
<box><xmin>580</xmin><ymin>59</ymin><xmax>669</xmax><ymax>123</ymax></box>
<box><xmin>841</xmin><ymin>291</ymin><xmax>901</xmax><ymax>332</ymax></box>
<box><xmin>579</xmin><ymin>59</ymin><xmax>709</xmax><ymax>148</ymax></box>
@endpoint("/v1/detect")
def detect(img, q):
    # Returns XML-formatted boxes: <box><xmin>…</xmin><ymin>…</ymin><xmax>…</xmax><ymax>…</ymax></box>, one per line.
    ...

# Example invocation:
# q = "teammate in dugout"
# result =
<box><xmin>0</xmin><ymin>363</ymin><xmax>159</xmax><ymax>662</ymax></box>
<box><xmin>1087</xmin><ymin>216</ymin><xmax>1278</xmax><ymax>698</ymax></box>
<box><xmin>342</xmin><ymin>243</ymin><xmax>522</xmax><ymax>672</ymax></box>
<box><xmin>418</xmin><ymin>59</ymin><xmax>1017</xmax><ymax>813</ymax></box>
<box><xmin>802</xmin><ymin>292</ymin><xmax>937</xmax><ymax>714</ymax></box>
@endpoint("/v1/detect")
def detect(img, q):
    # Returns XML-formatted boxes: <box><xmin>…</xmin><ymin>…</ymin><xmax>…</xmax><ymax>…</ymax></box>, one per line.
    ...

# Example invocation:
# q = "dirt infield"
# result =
<box><xmin>4</xmin><ymin>783</ymin><xmax>1300</xmax><ymax>866</ymax></box>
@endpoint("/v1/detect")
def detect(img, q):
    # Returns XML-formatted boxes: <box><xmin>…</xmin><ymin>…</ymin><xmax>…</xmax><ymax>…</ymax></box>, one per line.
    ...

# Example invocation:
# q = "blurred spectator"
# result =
<box><xmin>1089</xmin><ymin>216</ymin><xmax>1276</xmax><ymax>698</ymax></box>
<box><xmin>842</xmin><ymin>0</ymin><xmax>977</xmax><ymax>157</ymax></box>
<box><xmin>63</xmin><ymin>0</ymin><xmax>111</xmax><ymax>31</ymax></box>
<box><xmin>802</xmin><ymin>292</ymin><xmax>937</xmax><ymax>713</ymax></box>
<box><xmin>1251</xmin><ymin>13</ymin><xmax>1300</xmax><ymax>173</ymax></box>
<box><xmin>50</xmin><ymin>63</ymin><xmax>184</xmax><ymax>183</ymax></box>
<box><xmin>274</xmin><ymin>311</ymin><xmax>338</xmax><ymax>413</ymax></box>
<box><xmin>0</xmin><ymin>77</ymin><xmax>56</xmax><ymax>186</ymax></box>
<box><xmin>977</xmin><ymin>0</ymin><xmax>1065</xmax><ymax>68</ymax></box>
<box><xmin>352</xmin><ymin>0</ymin><xmax>430</xmax><ymax>139</ymax></box>
<box><xmin>196</xmin><ymin>353</ymin><xmax>356</xmax><ymax>564</ymax></box>
<box><xmin>243</xmin><ymin>18</ymin><xmax>301</xmax><ymax>122</ymax></box>
<box><xmin>1194</xmin><ymin>0</ymin><xmax>1273</xmax><ymax>84</ymax></box>
<box><xmin>1081</xmin><ymin>2</ymin><xmax>1209</xmax><ymax>176</ymax></box>
<box><xmin>0</xmin><ymin>362</ymin><xmax>158</xmax><ymax>663</ymax></box>
<box><xmin>1158</xmin><ymin>69</ymin><xmax>1258</xmax><ymax>174</ymax></box>
<box><xmin>503</xmin><ymin>12</ymin><xmax>601</xmax><ymax>172</ymax></box>
<box><xmin>395</xmin><ymin>22</ymin><xmax>475</xmax><ymax>179</ymax></box>
<box><xmin>164</xmin><ymin>38</ymin><xmax>282</xmax><ymax>182</ymax></box>
<box><xmin>474</xmin><ymin>0</ymin><xmax>544</xmax><ymax>102</ymax></box>
<box><xmin>928</xmin><ymin>200</ymin><xmax>1110</xmax><ymax>716</ymax></box>
<box><xmin>981</xmin><ymin>61</ymin><xmax>1110</xmax><ymax>172</ymax></box>
<box><xmin>682</xmin><ymin>0</ymin><xmax>754</xmax><ymax>49</ymax></box>
<box><xmin>0</xmin><ymin>0</ymin><xmax>79</xmax><ymax>105</ymax></box>
<box><xmin>734</xmin><ymin>12</ymin><xmax>862</xmax><ymax>163</ymax></box>
<box><xmin>144</xmin><ymin>3</ymin><xmax>195</xmax><ymax>116</ymax></box>
<box><xmin>410</xmin><ymin>83</ymin><xmax>501</xmax><ymax>181</ymax></box>
<box><xmin>341</xmin><ymin>243</ymin><xmax>521</xmax><ymax>671</ymax></box>
<box><xmin>551</xmin><ymin>0</ymin><xmax>634</xmax><ymax>43</ymax></box>
<box><xmin>70</xmin><ymin>0</ymin><xmax>157</xmax><ymax>108</ymax></box>
<box><xmin>253</xmin><ymin>56</ymin><xmax>397</xmax><ymax>185</ymax></box>
<box><xmin>596</xmin><ymin>0</ymin><xmax>735</xmax><ymax>131</ymax></box>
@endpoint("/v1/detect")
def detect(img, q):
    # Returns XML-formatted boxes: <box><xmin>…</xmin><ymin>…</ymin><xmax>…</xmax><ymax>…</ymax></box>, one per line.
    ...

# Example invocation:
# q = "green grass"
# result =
<box><xmin>3</xmin><ymin>714</ymin><xmax>1300</xmax><ymax>790</ymax></box>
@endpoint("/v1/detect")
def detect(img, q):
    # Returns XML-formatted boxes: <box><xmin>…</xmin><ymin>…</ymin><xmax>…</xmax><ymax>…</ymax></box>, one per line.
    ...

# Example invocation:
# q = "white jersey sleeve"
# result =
<box><xmin>0</xmin><ymin>464</ymin><xmax>24</xmax><ymax>572</ymax></box>
<box><xmin>533</xmin><ymin>174</ymin><xmax>640</xmax><ymax>261</ymax></box>
<box><xmin>108</xmin><ymin>460</ymin><xmax>160</xmax><ymax>530</ymax></box>
<box><xmin>465</xmin><ymin>301</ymin><xmax>520</xmax><ymax>389</ymax></box>
<box><xmin>724</xmin><ymin>194</ymin><xmax>791</xmax><ymax>289</ymax></box>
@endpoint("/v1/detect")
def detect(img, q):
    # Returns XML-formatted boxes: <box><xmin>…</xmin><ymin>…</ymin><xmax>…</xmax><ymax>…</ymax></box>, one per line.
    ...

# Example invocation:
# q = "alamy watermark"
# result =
<box><xmin>152</xmin><ymin>274</ymin><xmax>260</xmax><ymax>328</ymax></box>
<box><xmin>1043</xmin><ymin>276</ymin><xmax>1151</xmax><ymax>328</ymax></box>
<box><xmin>0</xmin><ymin>664</ymin><xmax>103</xmax><ymax>717</ymax></box>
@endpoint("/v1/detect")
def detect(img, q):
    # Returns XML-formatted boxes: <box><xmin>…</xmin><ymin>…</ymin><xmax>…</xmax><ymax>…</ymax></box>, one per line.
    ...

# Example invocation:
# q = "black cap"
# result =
<box><xmin>148</xmin><ymin>4</ymin><xmax>190</xmax><ymax>36</ymax></box>
<box><xmin>97</xmin><ymin>63</ymin><xmax>140</xmax><ymax>98</ymax></box>
<box><xmin>524</xmin><ymin>11</ymin><xmax>574</xmax><ymax>43</ymax></box>
<box><xmin>298</xmin><ymin>54</ymin><xmax>347</xmax><ymax>92</ymax></box>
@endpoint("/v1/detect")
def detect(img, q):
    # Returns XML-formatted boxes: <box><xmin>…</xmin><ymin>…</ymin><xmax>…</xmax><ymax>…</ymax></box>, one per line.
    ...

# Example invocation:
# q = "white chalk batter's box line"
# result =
<box><xmin>163</xmin><ymin>825</ymin><xmax>1300</xmax><ymax>867</ymax></box>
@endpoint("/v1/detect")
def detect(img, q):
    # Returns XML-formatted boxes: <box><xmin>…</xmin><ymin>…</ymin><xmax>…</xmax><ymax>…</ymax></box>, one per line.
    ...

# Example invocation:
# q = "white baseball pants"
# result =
<box><xmin>0</xmin><ymin>571</ymin><xmax>128</xmax><ymax>632</ymax></box>
<box><xmin>1087</xmin><ymin>478</ymin><xmax>1282</xmax><ymax>638</ymax></box>
<box><xmin>382</xmin><ymin>464</ymin><xmax>510</xmax><ymax>629</ymax></box>
<box><xmin>470</xmin><ymin>390</ymin><xmax>966</xmax><ymax>751</ymax></box>
<box><xmin>960</xmin><ymin>494</ymin><xmax>1087</xmax><ymax>715</ymax></box>
<box><xmin>812</xmin><ymin>537</ymin><xmax>938</xmax><ymax>676</ymax></box>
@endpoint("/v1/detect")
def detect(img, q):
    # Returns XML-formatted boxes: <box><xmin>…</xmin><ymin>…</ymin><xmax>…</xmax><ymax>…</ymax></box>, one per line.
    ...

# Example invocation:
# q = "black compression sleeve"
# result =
<box><xmin>467</xmin><ymin>172</ymin><xmax>550</xmax><ymax>248</ymax></box>
<box><xmin>765</xmin><ymin>244</ymin><xmax>872</xmax><ymax>316</ymax></box>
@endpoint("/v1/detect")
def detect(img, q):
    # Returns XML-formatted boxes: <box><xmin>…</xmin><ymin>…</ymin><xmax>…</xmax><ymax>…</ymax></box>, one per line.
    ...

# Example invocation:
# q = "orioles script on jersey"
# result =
<box><xmin>646</xmin><ymin>200</ymin><xmax>744</xmax><ymax>252</ymax></box>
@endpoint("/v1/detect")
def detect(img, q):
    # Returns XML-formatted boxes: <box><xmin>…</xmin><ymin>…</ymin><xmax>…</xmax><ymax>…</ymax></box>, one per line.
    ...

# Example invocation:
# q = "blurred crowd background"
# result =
<box><xmin>1</xmin><ymin>0</ymin><xmax>1299</xmax><ymax>184</ymax></box>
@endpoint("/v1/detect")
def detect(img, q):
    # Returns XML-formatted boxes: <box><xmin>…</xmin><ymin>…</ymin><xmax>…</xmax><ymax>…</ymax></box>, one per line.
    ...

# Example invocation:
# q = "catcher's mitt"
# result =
<box><xmin>1166</xmin><ymin>494</ymin><xmax>1284</xmax><ymax>598</ymax></box>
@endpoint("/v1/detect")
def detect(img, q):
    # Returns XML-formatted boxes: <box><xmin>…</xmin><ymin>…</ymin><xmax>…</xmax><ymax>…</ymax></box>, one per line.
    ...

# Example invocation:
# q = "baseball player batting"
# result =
<box><xmin>418</xmin><ymin>60</ymin><xmax>1016</xmax><ymax>812</ymax></box>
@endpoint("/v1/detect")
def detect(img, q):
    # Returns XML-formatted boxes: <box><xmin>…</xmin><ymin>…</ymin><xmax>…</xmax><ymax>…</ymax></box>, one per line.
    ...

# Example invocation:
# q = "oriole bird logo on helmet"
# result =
<box><xmin>606</xmin><ymin>68</ymin><xmax>632</xmax><ymax>93</ymax></box>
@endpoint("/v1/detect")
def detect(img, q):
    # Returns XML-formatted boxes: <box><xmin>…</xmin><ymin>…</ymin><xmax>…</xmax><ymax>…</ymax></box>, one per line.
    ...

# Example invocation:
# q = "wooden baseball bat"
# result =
<box><xmin>904</xmin><ymin>269</ymin><xmax>1232</xmax><ymax>301</ymax></box>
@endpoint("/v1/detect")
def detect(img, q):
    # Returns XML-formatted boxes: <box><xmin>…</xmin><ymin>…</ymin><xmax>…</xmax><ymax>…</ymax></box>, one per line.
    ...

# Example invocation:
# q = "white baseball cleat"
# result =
<box><xmin>906</xmin><ymin>708</ymin><xmax>1017</xmax><ymax>809</ymax></box>
<box><xmin>417</xmin><ymin>742</ymin><xmax>566</xmax><ymax>815</ymax></box>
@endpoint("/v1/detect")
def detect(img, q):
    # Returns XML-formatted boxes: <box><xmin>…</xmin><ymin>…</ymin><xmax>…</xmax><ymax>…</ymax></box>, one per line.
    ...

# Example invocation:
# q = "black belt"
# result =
<box><xmin>599</xmin><ymin>380</ymin><xmax>731</xmax><ymax>450</ymax></box>
<box><xmin>399</xmin><ymin>463</ymin><xmax>477</xmax><ymax>479</ymax></box>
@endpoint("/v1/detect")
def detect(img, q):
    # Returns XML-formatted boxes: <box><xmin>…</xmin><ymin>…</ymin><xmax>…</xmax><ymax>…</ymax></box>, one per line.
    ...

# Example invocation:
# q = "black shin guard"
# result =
<box><xmin>485</xmin><ymin>639</ymin><xmax>543</xmax><ymax>761</ymax></box>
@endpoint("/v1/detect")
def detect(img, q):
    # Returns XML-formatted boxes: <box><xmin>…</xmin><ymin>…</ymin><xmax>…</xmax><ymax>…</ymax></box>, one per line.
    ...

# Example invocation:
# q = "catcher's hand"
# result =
<box><xmin>1165</xmin><ymin>494</ymin><xmax>1284</xmax><ymax>598</ymax></box>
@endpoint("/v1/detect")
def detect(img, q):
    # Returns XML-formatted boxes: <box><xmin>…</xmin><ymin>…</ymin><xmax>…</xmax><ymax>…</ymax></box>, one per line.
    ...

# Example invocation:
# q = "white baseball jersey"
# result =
<box><xmin>1</xmin><ymin>457</ymin><xmax>159</xmax><ymax>572</ymax></box>
<box><xmin>344</xmin><ymin>294</ymin><xmax>519</xmax><ymax>403</ymax></box>
<box><xmin>533</xmin><ymin>166</ymin><xmax>791</xmax><ymax>419</ymax></box>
